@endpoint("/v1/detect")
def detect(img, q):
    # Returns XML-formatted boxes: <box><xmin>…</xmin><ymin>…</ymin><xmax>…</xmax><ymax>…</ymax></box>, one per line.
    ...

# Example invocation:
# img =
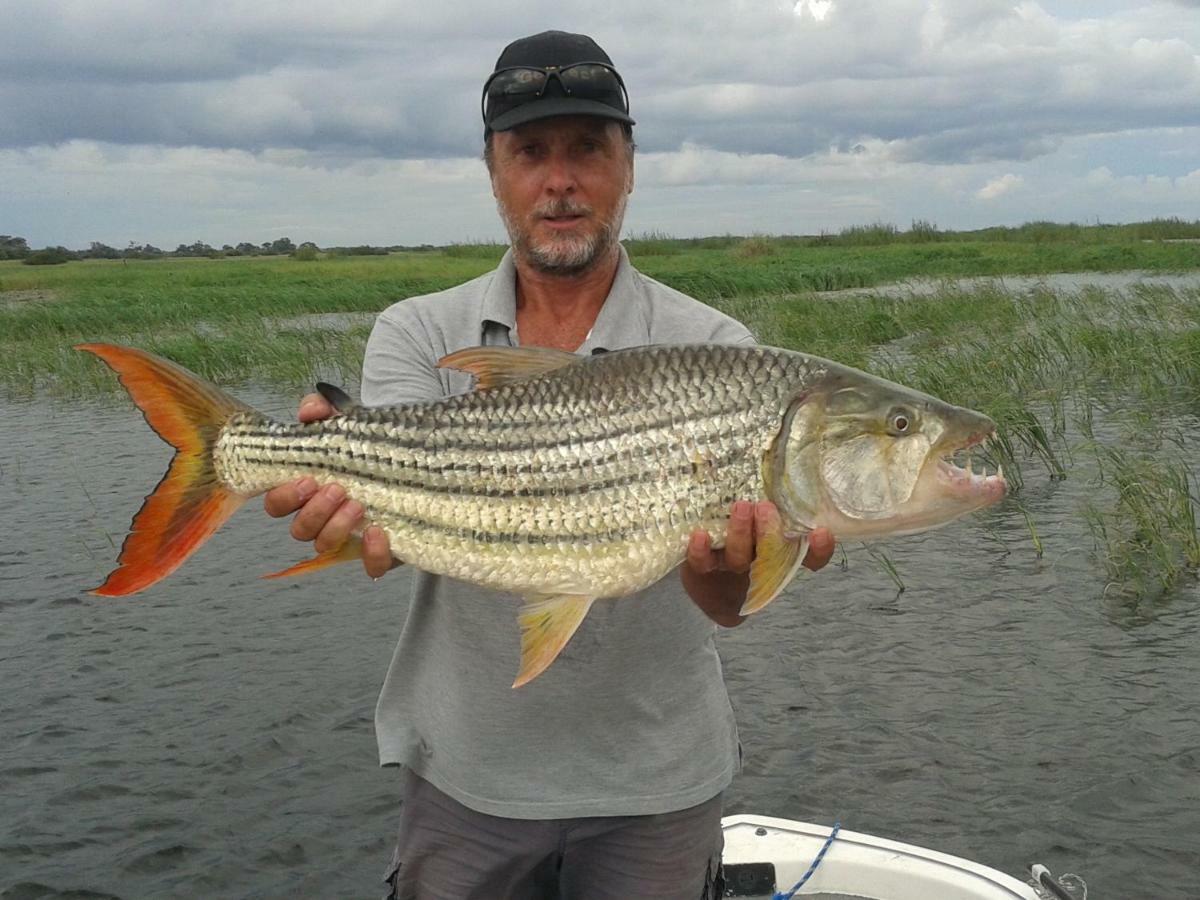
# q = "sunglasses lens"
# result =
<box><xmin>559</xmin><ymin>64</ymin><xmax>622</xmax><ymax>99</ymax></box>
<box><xmin>487</xmin><ymin>68</ymin><xmax>548</xmax><ymax>100</ymax></box>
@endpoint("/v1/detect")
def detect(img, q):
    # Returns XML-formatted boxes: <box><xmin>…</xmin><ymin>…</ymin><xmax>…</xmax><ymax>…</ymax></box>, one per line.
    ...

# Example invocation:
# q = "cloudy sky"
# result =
<box><xmin>2</xmin><ymin>0</ymin><xmax>1198</xmax><ymax>249</ymax></box>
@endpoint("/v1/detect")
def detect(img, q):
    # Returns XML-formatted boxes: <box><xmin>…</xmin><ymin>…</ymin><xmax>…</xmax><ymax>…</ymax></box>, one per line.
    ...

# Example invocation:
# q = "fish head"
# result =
<box><xmin>774</xmin><ymin>368</ymin><xmax>1006</xmax><ymax>539</ymax></box>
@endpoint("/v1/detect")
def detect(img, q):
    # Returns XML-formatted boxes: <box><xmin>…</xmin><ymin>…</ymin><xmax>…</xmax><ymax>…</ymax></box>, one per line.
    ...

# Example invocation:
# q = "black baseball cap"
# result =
<box><xmin>483</xmin><ymin>30</ymin><xmax>635</xmax><ymax>133</ymax></box>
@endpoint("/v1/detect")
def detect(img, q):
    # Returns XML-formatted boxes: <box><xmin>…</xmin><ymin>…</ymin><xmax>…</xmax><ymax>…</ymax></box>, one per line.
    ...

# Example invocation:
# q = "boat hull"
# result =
<box><xmin>721</xmin><ymin>815</ymin><xmax>1040</xmax><ymax>899</ymax></box>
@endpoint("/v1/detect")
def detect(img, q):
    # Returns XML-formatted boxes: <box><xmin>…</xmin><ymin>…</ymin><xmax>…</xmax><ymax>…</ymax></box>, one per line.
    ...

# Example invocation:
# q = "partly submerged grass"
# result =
<box><xmin>1085</xmin><ymin>445</ymin><xmax>1200</xmax><ymax>598</ymax></box>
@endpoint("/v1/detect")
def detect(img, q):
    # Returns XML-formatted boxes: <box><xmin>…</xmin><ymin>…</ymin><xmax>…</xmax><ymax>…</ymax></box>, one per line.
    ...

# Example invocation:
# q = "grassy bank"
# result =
<box><xmin>2</xmin><ymin>232</ymin><xmax>1197</xmax><ymax>395</ymax></box>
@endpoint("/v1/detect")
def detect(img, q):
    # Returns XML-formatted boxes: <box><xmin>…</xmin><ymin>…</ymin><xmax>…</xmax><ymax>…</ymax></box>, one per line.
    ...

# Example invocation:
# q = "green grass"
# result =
<box><xmin>0</xmin><ymin>254</ymin><xmax>495</xmax><ymax>395</ymax></box>
<box><xmin>1085</xmin><ymin>445</ymin><xmax>1200</xmax><ymax>598</ymax></box>
<box><xmin>2</xmin><ymin>230</ymin><xmax>1197</xmax><ymax>395</ymax></box>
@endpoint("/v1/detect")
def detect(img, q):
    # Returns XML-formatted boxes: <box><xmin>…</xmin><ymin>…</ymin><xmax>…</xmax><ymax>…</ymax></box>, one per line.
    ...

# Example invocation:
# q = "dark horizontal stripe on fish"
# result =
<box><xmin>237</xmin><ymin>441</ymin><xmax>748</xmax><ymax>499</ymax></box>
<box><xmin>229</xmin><ymin>400</ymin><xmax>763</xmax><ymax>465</ymax></box>
<box><xmin>306</xmin><ymin>344</ymin><xmax>785</xmax><ymax>433</ymax></box>
<box><xmin>232</xmin><ymin>420</ymin><xmax>753</xmax><ymax>489</ymax></box>
<box><xmin>231</xmin><ymin>428</ymin><xmax>748</xmax><ymax>480</ymax></box>
<box><xmin>236</xmin><ymin>393</ymin><xmax>768</xmax><ymax>456</ymax></box>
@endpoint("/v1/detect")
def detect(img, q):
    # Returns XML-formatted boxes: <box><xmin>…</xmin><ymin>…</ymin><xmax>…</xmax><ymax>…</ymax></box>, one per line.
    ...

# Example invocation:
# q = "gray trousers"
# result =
<box><xmin>382</xmin><ymin>771</ymin><xmax>725</xmax><ymax>900</ymax></box>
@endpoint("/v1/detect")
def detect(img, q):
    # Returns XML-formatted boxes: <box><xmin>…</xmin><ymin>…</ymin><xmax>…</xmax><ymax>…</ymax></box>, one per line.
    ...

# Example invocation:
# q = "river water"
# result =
<box><xmin>3</xmin><ymin>360</ymin><xmax>1199</xmax><ymax>897</ymax></box>
<box><xmin>815</xmin><ymin>269</ymin><xmax>1200</xmax><ymax>300</ymax></box>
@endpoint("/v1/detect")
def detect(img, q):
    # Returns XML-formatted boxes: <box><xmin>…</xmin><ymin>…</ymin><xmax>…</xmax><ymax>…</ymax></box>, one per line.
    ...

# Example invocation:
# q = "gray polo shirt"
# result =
<box><xmin>362</xmin><ymin>247</ymin><xmax>755</xmax><ymax>819</ymax></box>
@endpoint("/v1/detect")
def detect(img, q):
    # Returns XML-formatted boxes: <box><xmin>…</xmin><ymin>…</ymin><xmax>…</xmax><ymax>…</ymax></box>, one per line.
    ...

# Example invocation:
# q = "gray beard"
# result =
<box><xmin>498</xmin><ymin>193</ymin><xmax>628</xmax><ymax>277</ymax></box>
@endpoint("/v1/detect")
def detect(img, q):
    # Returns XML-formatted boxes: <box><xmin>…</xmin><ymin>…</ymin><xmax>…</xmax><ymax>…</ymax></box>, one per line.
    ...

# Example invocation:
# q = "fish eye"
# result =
<box><xmin>888</xmin><ymin>408</ymin><xmax>915</xmax><ymax>434</ymax></box>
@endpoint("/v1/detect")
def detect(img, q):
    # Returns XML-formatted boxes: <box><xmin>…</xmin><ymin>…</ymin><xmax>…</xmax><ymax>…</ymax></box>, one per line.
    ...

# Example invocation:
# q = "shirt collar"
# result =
<box><xmin>479</xmin><ymin>249</ymin><xmax>519</xmax><ymax>333</ymax></box>
<box><xmin>478</xmin><ymin>245</ymin><xmax>651</xmax><ymax>353</ymax></box>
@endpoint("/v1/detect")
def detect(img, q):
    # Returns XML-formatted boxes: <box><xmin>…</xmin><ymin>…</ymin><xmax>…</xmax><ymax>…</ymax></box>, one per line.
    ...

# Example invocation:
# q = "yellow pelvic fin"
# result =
<box><xmin>513</xmin><ymin>594</ymin><xmax>597</xmax><ymax>688</ymax></box>
<box><xmin>262</xmin><ymin>536</ymin><xmax>366</xmax><ymax>580</ymax></box>
<box><xmin>741</xmin><ymin>532</ymin><xmax>810</xmax><ymax>616</ymax></box>
<box><xmin>438</xmin><ymin>346</ymin><xmax>580</xmax><ymax>390</ymax></box>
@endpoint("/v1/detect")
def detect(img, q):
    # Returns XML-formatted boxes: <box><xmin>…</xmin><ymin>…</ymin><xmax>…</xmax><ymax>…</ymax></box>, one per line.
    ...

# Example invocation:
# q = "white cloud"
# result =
<box><xmin>0</xmin><ymin>141</ymin><xmax>496</xmax><ymax>248</ymax></box>
<box><xmin>3</xmin><ymin>0</ymin><xmax>1198</xmax><ymax>162</ymax></box>
<box><xmin>1</xmin><ymin>1</ymin><xmax>1198</xmax><ymax>244</ymax></box>
<box><xmin>977</xmin><ymin>173</ymin><xmax>1024</xmax><ymax>199</ymax></box>
<box><xmin>793</xmin><ymin>0</ymin><xmax>836</xmax><ymax>22</ymax></box>
<box><xmin>6</xmin><ymin>131</ymin><xmax>1198</xmax><ymax>248</ymax></box>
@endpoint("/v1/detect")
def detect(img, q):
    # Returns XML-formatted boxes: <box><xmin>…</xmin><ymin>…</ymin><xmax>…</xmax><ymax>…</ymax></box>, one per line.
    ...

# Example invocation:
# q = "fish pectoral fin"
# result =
<box><xmin>262</xmin><ymin>535</ymin><xmax>370</xmax><ymax>579</ymax></box>
<box><xmin>513</xmin><ymin>594</ymin><xmax>597</xmax><ymax>689</ymax></box>
<box><xmin>741</xmin><ymin>532</ymin><xmax>811</xmax><ymax>616</ymax></box>
<box><xmin>438</xmin><ymin>346</ymin><xmax>580</xmax><ymax>390</ymax></box>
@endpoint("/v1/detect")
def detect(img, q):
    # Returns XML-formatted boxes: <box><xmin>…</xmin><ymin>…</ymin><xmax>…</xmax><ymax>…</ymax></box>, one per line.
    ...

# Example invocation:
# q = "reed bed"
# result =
<box><xmin>3</xmin><ymin>234</ymin><xmax>1198</xmax><ymax>396</ymax></box>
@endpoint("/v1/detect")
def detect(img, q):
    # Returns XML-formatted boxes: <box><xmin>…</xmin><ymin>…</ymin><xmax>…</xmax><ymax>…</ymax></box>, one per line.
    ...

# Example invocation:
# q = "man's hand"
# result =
<box><xmin>681</xmin><ymin>500</ymin><xmax>834</xmax><ymax>628</ymax></box>
<box><xmin>262</xmin><ymin>393</ymin><xmax>395</xmax><ymax>579</ymax></box>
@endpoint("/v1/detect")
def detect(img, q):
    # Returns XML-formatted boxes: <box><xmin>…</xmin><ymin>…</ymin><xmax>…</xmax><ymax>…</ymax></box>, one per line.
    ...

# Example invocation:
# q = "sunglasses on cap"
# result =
<box><xmin>481</xmin><ymin>62</ymin><xmax>631</xmax><ymax>126</ymax></box>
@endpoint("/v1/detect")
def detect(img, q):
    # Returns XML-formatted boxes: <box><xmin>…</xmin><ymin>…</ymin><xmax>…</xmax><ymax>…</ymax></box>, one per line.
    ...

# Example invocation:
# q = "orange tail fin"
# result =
<box><xmin>76</xmin><ymin>343</ymin><xmax>254</xmax><ymax>596</ymax></box>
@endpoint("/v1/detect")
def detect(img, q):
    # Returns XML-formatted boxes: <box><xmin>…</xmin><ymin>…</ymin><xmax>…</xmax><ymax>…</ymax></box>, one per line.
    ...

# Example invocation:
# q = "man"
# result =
<box><xmin>265</xmin><ymin>30</ymin><xmax>834</xmax><ymax>899</ymax></box>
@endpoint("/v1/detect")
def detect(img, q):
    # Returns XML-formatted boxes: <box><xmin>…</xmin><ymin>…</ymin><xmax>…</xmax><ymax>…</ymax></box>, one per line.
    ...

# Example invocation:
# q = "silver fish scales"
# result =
<box><xmin>217</xmin><ymin>344</ymin><xmax>808</xmax><ymax>599</ymax></box>
<box><xmin>76</xmin><ymin>341</ymin><xmax>1006</xmax><ymax>686</ymax></box>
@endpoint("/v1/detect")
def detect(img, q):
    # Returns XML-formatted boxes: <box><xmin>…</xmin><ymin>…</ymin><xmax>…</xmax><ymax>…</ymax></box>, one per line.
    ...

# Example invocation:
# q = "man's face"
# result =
<box><xmin>489</xmin><ymin>116</ymin><xmax>633</xmax><ymax>277</ymax></box>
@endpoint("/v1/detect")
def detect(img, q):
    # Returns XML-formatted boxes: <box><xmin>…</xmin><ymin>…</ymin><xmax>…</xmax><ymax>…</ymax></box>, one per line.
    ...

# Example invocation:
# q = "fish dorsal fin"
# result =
<box><xmin>513</xmin><ymin>593</ymin><xmax>597</xmax><ymax>688</ymax></box>
<box><xmin>741</xmin><ymin>532</ymin><xmax>810</xmax><ymax>616</ymax></box>
<box><xmin>438</xmin><ymin>346</ymin><xmax>580</xmax><ymax>390</ymax></box>
<box><xmin>316</xmin><ymin>382</ymin><xmax>357</xmax><ymax>412</ymax></box>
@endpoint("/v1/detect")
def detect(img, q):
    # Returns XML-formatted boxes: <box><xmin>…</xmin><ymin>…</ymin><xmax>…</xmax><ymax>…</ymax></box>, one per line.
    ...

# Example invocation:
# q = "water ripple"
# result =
<box><xmin>2</xmin><ymin>388</ymin><xmax>1198</xmax><ymax>897</ymax></box>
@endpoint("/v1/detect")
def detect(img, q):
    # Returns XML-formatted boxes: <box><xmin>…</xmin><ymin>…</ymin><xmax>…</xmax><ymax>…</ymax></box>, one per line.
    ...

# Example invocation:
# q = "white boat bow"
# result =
<box><xmin>721</xmin><ymin>814</ymin><xmax>1043</xmax><ymax>899</ymax></box>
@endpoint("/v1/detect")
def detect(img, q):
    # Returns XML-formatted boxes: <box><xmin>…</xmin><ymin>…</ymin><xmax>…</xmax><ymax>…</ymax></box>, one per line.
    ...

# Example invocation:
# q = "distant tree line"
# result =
<box><xmin>6</xmin><ymin>217</ymin><xmax>1199</xmax><ymax>266</ymax></box>
<box><xmin>0</xmin><ymin>235</ymin><xmax>31</xmax><ymax>260</ymax></box>
<box><xmin>0</xmin><ymin>234</ymin><xmax>420</xmax><ymax>265</ymax></box>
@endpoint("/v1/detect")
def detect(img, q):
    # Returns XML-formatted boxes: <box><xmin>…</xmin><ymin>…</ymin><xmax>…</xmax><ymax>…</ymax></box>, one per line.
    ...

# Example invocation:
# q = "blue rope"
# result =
<box><xmin>772</xmin><ymin>820</ymin><xmax>841</xmax><ymax>900</ymax></box>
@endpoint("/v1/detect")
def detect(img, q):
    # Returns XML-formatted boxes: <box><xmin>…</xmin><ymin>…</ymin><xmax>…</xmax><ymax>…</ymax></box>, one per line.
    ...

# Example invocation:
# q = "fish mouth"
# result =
<box><xmin>935</xmin><ymin>429</ymin><xmax>1007</xmax><ymax>498</ymax></box>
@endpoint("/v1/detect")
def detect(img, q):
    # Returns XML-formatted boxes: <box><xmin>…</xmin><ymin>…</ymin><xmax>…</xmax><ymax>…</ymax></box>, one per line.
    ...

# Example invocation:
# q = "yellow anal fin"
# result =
<box><xmin>741</xmin><ymin>533</ymin><xmax>810</xmax><ymax>616</ymax></box>
<box><xmin>513</xmin><ymin>594</ymin><xmax>597</xmax><ymax>688</ymax></box>
<box><xmin>262</xmin><ymin>536</ymin><xmax>366</xmax><ymax>580</ymax></box>
<box><xmin>438</xmin><ymin>346</ymin><xmax>580</xmax><ymax>390</ymax></box>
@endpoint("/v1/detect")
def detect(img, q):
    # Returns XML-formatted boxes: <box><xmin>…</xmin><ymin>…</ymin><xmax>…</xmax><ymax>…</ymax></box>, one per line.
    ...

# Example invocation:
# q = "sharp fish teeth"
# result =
<box><xmin>997</xmin><ymin>463</ymin><xmax>1004</xmax><ymax>480</ymax></box>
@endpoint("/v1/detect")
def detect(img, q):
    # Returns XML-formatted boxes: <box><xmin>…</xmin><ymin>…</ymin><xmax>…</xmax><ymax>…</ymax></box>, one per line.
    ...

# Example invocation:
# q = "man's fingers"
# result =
<box><xmin>722</xmin><ymin>501</ymin><xmax>756</xmax><ymax>573</ymax></box>
<box><xmin>289</xmin><ymin>483</ymin><xmax>346</xmax><ymax>542</ymax></box>
<box><xmin>267</xmin><ymin>394</ymin><xmax>335</xmax><ymax>520</ymax></box>
<box><xmin>264</xmin><ymin>477</ymin><xmax>318</xmax><ymax>519</ymax></box>
<box><xmin>804</xmin><ymin>527</ymin><xmax>836</xmax><ymax>571</ymax></box>
<box><xmin>686</xmin><ymin>529</ymin><xmax>717</xmax><ymax>575</ymax></box>
<box><xmin>298</xmin><ymin>392</ymin><xmax>335</xmax><ymax>424</ymax></box>
<box><xmin>314</xmin><ymin>498</ymin><xmax>364</xmax><ymax>553</ymax></box>
<box><xmin>362</xmin><ymin>526</ymin><xmax>394</xmax><ymax>579</ymax></box>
